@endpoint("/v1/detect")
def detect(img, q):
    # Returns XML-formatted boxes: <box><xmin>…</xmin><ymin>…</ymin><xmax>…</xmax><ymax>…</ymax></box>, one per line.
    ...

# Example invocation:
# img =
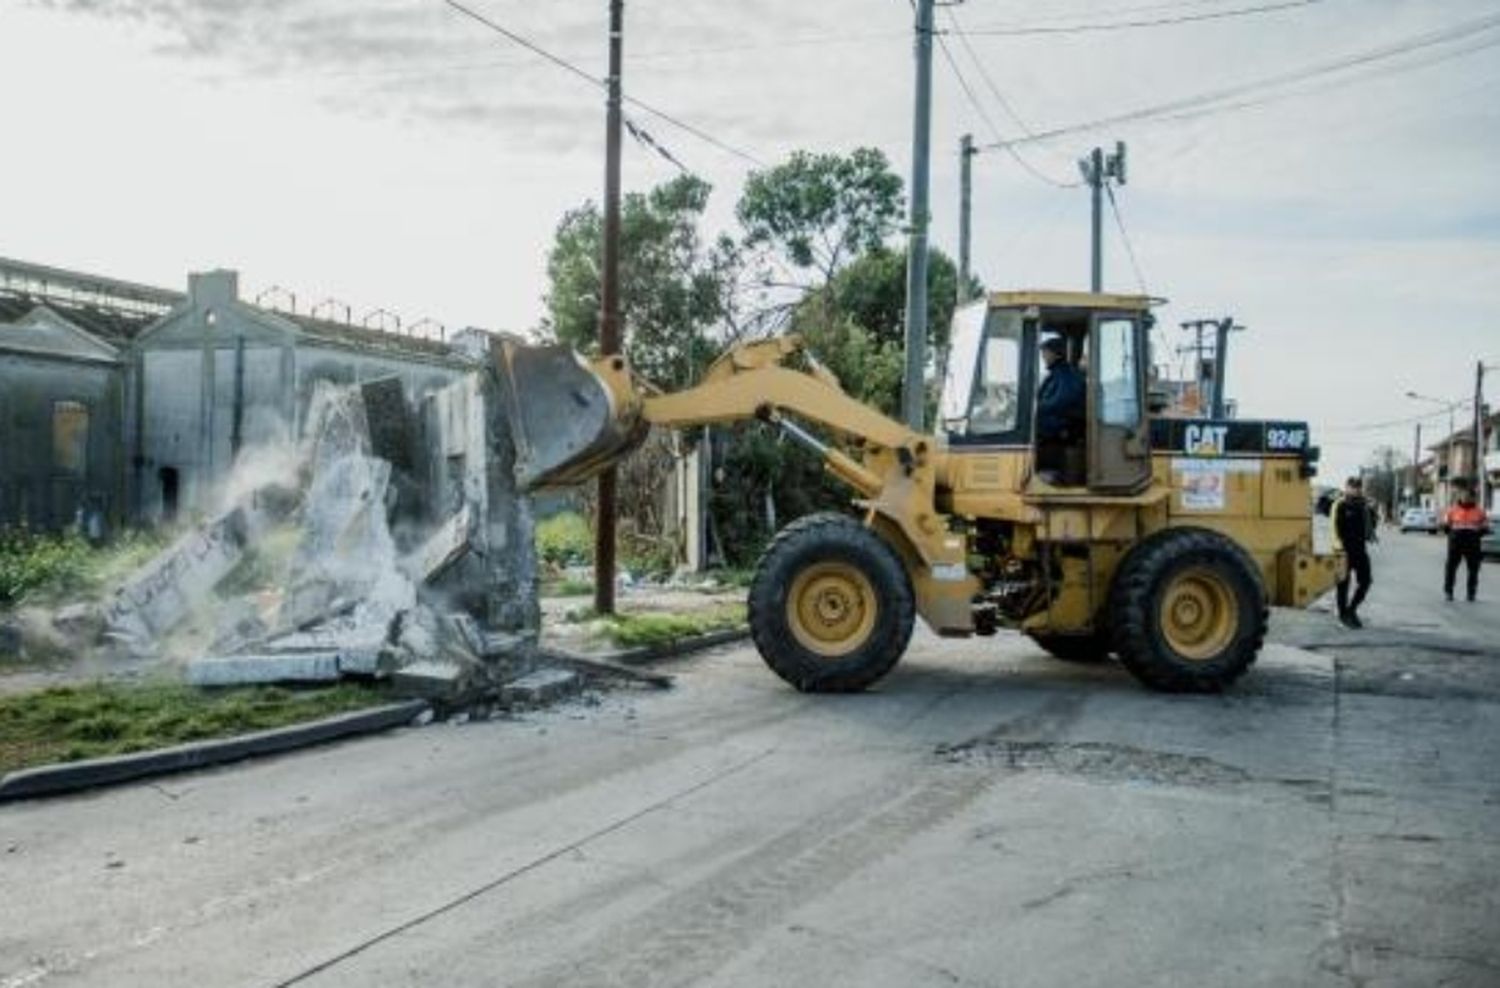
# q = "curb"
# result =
<box><xmin>544</xmin><ymin>626</ymin><xmax>749</xmax><ymax>669</ymax></box>
<box><xmin>0</xmin><ymin>700</ymin><xmax>430</xmax><ymax>802</ymax></box>
<box><xmin>590</xmin><ymin>626</ymin><xmax>750</xmax><ymax>666</ymax></box>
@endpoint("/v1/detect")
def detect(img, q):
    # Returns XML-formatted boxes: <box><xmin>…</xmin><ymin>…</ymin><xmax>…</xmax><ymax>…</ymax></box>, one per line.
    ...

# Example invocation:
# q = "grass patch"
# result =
<box><xmin>704</xmin><ymin>568</ymin><xmax>756</xmax><ymax>590</ymax></box>
<box><xmin>600</xmin><ymin>605</ymin><xmax>746</xmax><ymax>649</ymax></box>
<box><xmin>544</xmin><ymin>578</ymin><xmax>595</xmax><ymax>598</ymax></box>
<box><xmin>0</xmin><ymin>681</ymin><xmax>391</xmax><ymax>774</ymax></box>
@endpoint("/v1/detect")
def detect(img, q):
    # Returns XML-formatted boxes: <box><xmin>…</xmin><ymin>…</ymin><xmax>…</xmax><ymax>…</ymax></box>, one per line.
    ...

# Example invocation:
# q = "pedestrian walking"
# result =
<box><xmin>1442</xmin><ymin>483</ymin><xmax>1491</xmax><ymax>602</ymax></box>
<box><xmin>1332</xmin><ymin>476</ymin><xmax>1376</xmax><ymax>628</ymax></box>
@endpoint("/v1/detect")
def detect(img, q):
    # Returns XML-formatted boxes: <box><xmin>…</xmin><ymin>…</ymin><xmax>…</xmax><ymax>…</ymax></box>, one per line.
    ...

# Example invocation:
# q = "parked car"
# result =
<box><xmin>1400</xmin><ymin>507</ymin><xmax>1439</xmax><ymax>533</ymax></box>
<box><xmin>1483</xmin><ymin>531</ymin><xmax>1500</xmax><ymax>560</ymax></box>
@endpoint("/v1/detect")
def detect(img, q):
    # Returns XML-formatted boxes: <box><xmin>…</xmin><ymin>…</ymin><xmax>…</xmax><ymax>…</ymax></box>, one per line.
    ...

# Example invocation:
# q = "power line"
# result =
<box><xmin>1142</xmin><ymin>32</ymin><xmax>1500</xmax><ymax>129</ymax></box>
<box><xmin>1105</xmin><ymin>182</ymin><xmax>1149</xmax><ymax>293</ymax></box>
<box><xmin>291</xmin><ymin>29</ymin><xmax>913</xmax><ymax>83</ymax></box>
<box><xmin>441</xmin><ymin>0</ymin><xmax>599</xmax><ymax>87</ymax></box>
<box><xmin>933</xmin><ymin>33</ymin><xmax>1079</xmax><ymax>187</ymax></box>
<box><xmin>440</xmin><ymin>0</ymin><xmax>763</xmax><ymax>166</ymax></box>
<box><xmin>977</xmin><ymin>10</ymin><xmax>1500</xmax><ymax>150</ymax></box>
<box><xmin>1321</xmin><ymin>402</ymin><xmax>1474</xmax><ymax>434</ymax></box>
<box><xmin>941</xmin><ymin>7</ymin><xmax>1082</xmax><ymax>187</ymax></box>
<box><xmin>964</xmin><ymin>0</ymin><xmax>1325</xmax><ymax>38</ymax></box>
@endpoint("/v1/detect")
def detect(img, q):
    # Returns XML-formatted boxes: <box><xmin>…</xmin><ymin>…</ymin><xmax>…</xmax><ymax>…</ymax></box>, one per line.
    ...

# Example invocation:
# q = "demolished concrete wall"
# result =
<box><xmin>60</xmin><ymin>353</ymin><xmax>542</xmax><ymax>698</ymax></box>
<box><xmin>421</xmin><ymin>344</ymin><xmax>540</xmax><ymax>639</ymax></box>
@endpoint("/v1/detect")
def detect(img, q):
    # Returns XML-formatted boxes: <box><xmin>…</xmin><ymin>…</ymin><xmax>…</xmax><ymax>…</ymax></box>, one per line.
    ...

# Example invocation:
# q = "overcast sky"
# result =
<box><xmin>4</xmin><ymin>0</ymin><xmax>1498</xmax><ymax>481</ymax></box>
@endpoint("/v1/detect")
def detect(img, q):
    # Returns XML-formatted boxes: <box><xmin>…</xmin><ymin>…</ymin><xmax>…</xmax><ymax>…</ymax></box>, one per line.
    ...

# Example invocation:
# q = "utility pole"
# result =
<box><xmin>1211</xmin><ymin>318</ymin><xmax>1243</xmax><ymax>418</ymax></box>
<box><xmin>594</xmin><ymin>0</ymin><xmax>624</xmax><ymax>615</ymax></box>
<box><xmin>958</xmin><ymin>133</ymin><xmax>975</xmax><ymax>305</ymax></box>
<box><xmin>1476</xmin><ymin>360</ymin><xmax>1487</xmax><ymax>510</ymax></box>
<box><xmin>1412</xmin><ymin>422</ymin><xmax>1422</xmax><ymax>509</ymax></box>
<box><xmin>901</xmin><ymin>0</ymin><xmax>935</xmax><ymax>431</ymax></box>
<box><xmin>1078</xmin><ymin>141</ymin><xmax>1126</xmax><ymax>292</ymax></box>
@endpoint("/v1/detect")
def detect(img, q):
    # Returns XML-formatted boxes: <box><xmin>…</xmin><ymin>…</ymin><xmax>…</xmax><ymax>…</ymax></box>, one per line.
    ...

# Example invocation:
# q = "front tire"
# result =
<box><xmin>1109</xmin><ymin>527</ymin><xmax>1267</xmax><ymax>693</ymax></box>
<box><xmin>748</xmin><ymin>513</ymin><xmax>915</xmax><ymax>693</ymax></box>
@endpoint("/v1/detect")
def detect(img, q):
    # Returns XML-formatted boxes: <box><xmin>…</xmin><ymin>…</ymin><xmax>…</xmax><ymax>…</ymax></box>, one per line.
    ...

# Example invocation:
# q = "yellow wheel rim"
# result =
<box><xmin>1159</xmin><ymin>566</ymin><xmax>1239</xmax><ymax>661</ymax></box>
<box><xmin>786</xmin><ymin>561</ymin><xmax>878</xmax><ymax>659</ymax></box>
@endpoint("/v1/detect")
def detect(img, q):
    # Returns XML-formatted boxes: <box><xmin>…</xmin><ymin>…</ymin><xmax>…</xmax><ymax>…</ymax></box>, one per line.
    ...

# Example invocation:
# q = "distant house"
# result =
<box><xmin>1427</xmin><ymin>411</ymin><xmax>1500</xmax><ymax>512</ymax></box>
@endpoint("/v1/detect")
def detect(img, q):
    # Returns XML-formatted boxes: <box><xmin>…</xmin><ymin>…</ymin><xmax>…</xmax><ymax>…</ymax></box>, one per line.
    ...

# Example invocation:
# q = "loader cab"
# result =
<box><xmin>940</xmin><ymin>291</ymin><xmax>1154</xmax><ymax>492</ymax></box>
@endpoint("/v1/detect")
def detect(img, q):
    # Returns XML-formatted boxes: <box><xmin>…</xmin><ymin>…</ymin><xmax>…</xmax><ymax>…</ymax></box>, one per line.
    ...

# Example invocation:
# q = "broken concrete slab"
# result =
<box><xmin>391</xmin><ymin>660</ymin><xmax>474</xmax><ymax>703</ymax></box>
<box><xmin>186</xmin><ymin>652</ymin><xmax>342</xmax><ymax>687</ymax></box>
<box><xmin>444</xmin><ymin>612</ymin><xmax>486</xmax><ymax>657</ymax></box>
<box><xmin>480</xmin><ymin>630</ymin><xmax>534</xmax><ymax>660</ymax></box>
<box><xmin>52</xmin><ymin>603</ymin><xmax>103</xmax><ymax>642</ymax></box>
<box><xmin>103</xmin><ymin>507</ymin><xmax>251</xmax><ymax>652</ymax></box>
<box><xmin>500</xmin><ymin>668</ymin><xmax>580</xmax><ymax>706</ymax></box>
<box><xmin>401</xmin><ymin>504</ymin><xmax>472</xmax><ymax>584</ymax></box>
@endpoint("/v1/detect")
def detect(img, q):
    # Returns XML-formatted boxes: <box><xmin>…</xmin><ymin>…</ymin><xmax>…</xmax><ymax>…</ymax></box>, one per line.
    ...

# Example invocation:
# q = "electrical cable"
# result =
<box><xmin>941</xmin><ymin>6</ymin><xmax>1084</xmax><ymax>186</ymax></box>
<box><xmin>440</xmin><ymin>0</ymin><xmax>763</xmax><ymax>166</ymax></box>
<box><xmin>964</xmin><ymin>0</ymin><xmax>1325</xmax><ymax>38</ymax></box>
<box><xmin>1105</xmin><ymin>182</ymin><xmax>1149</xmax><ymax>293</ymax></box>
<box><xmin>1321</xmin><ymin>402</ymin><xmax>1473</xmax><ymax>434</ymax></box>
<box><xmin>977</xmin><ymin>9</ymin><xmax>1500</xmax><ymax>149</ymax></box>
<box><xmin>934</xmin><ymin>33</ymin><xmax>1081</xmax><ymax>187</ymax></box>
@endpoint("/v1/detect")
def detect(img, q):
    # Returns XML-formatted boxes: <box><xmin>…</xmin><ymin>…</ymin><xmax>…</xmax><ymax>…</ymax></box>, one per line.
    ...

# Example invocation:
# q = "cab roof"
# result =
<box><xmin>987</xmin><ymin>290</ymin><xmax>1156</xmax><ymax>312</ymax></box>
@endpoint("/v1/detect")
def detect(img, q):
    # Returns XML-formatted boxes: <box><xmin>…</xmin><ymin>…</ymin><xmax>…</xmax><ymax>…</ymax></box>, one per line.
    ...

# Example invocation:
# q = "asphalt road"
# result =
<box><xmin>3</xmin><ymin>533</ymin><xmax>1497</xmax><ymax>988</ymax></box>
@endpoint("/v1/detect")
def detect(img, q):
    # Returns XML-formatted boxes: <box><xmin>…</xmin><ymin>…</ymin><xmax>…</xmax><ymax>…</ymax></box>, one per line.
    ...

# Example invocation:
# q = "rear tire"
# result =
<box><xmin>1109</xmin><ymin>527</ymin><xmax>1267</xmax><ymax>693</ymax></box>
<box><xmin>1028</xmin><ymin>632</ymin><xmax>1111</xmax><ymax>663</ymax></box>
<box><xmin>748</xmin><ymin>513</ymin><xmax>915</xmax><ymax>693</ymax></box>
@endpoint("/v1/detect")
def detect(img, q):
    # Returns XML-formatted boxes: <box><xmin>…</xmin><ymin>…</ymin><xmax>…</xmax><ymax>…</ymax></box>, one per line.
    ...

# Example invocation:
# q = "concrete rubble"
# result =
<box><xmin>24</xmin><ymin>347</ymin><xmax>570</xmax><ymax>707</ymax></box>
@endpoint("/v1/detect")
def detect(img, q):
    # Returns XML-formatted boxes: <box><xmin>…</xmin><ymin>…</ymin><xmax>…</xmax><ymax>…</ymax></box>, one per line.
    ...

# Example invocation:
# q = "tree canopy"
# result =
<box><xmin>541</xmin><ymin>174</ymin><xmax>734</xmax><ymax>390</ymax></box>
<box><xmin>736</xmin><ymin>147</ymin><xmax>904</xmax><ymax>290</ymax></box>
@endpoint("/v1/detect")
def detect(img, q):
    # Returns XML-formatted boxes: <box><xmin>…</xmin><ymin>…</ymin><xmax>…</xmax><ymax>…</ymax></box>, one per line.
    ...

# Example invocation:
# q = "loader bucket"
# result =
<box><xmin>492</xmin><ymin>340</ymin><xmax>648</xmax><ymax>490</ymax></box>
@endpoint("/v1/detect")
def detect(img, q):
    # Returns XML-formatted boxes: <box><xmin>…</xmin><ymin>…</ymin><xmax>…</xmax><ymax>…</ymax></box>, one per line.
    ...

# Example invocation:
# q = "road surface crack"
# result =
<box><xmin>264</xmin><ymin>744</ymin><xmax>779</xmax><ymax>988</ymax></box>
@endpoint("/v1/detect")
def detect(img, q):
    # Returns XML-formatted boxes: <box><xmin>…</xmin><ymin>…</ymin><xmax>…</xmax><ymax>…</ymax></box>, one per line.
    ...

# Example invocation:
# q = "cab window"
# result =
<box><xmin>1096</xmin><ymin>318</ymin><xmax>1141</xmax><ymax>426</ymax></box>
<box><xmin>967</xmin><ymin>311</ymin><xmax>1022</xmax><ymax>434</ymax></box>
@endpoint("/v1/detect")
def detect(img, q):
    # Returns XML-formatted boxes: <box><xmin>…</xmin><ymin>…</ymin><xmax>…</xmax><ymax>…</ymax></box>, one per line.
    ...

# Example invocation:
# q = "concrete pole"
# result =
<box><xmin>1088</xmin><ymin>147</ymin><xmax>1104</xmax><ymax>292</ymax></box>
<box><xmin>594</xmin><ymin>0</ymin><xmax>624</xmax><ymax>615</ymax></box>
<box><xmin>1476</xmin><ymin>360</ymin><xmax>1487</xmax><ymax>509</ymax></box>
<box><xmin>1412</xmin><ymin>421</ymin><xmax>1422</xmax><ymax>508</ymax></box>
<box><xmin>959</xmin><ymin>133</ymin><xmax>974</xmax><ymax>304</ymax></box>
<box><xmin>901</xmin><ymin>0</ymin><xmax>935</xmax><ymax>432</ymax></box>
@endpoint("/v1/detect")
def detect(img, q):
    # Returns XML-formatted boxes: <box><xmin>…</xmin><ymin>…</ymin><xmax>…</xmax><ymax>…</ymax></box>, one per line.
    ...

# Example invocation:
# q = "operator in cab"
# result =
<box><xmin>1035</xmin><ymin>335</ymin><xmax>1086</xmax><ymax>484</ymax></box>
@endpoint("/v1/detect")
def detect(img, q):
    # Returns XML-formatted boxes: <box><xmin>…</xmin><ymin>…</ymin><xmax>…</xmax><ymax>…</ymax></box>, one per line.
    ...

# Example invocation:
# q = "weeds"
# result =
<box><xmin>599</xmin><ymin>605</ymin><xmax>745</xmax><ymax>649</ymax></box>
<box><xmin>0</xmin><ymin>681</ymin><xmax>390</xmax><ymax>774</ymax></box>
<box><xmin>0</xmin><ymin>528</ymin><xmax>168</xmax><ymax>608</ymax></box>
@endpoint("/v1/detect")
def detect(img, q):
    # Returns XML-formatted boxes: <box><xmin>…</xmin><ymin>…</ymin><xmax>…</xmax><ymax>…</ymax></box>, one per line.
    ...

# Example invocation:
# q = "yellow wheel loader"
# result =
<box><xmin>497</xmin><ymin>291</ymin><xmax>1340</xmax><ymax>693</ymax></box>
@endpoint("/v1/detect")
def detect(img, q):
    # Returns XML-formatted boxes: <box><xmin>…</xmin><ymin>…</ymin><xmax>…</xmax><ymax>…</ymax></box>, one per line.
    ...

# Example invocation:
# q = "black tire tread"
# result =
<box><xmin>747</xmin><ymin>512</ymin><xmax>915</xmax><ymax>693</ymax></box>
<box><xmin>1108</xmin><ymin>527</ymin><xmax>1268</xmax><ymax>693</ymax></box>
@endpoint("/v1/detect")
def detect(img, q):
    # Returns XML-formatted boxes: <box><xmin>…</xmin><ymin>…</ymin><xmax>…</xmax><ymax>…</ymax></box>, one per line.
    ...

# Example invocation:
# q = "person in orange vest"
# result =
<box><xmin>1441</xmin><ymin>483</ymin><xmax>1491</xmax><ymax>602</ymax></box>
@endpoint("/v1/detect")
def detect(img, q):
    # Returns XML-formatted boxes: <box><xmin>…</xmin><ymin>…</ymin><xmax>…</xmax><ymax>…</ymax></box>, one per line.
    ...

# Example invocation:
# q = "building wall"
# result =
<box><xmin>0</xmin><ymin>352</ymin><xmax>124</xmax><ymax>531</ymax></box>
<box><xmin>131</xmin><ymin>270</ymin><xmax>472</xmax><ymax>523</ymax></box>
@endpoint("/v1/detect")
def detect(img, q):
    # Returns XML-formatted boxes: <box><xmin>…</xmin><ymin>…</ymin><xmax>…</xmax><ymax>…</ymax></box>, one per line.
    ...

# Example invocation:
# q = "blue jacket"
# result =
<box><xmin>1036</xmin><ymin>363</ymin><xmax>1086</xmax><ymax>440</ymax></box>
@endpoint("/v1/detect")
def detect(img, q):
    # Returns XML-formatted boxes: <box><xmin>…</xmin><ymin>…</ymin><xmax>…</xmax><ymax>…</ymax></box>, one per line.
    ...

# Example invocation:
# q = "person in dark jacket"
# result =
<box><xmin>1441</xmin><ymin>483</ymin><xmax>1491</xmax><ymax>602</ymax></box>
<box><xmin>1332</xmin><ymin>476</ymin><xmax>1375</xmax><ymax>628</ymax></box>
<box><xmin>1035</xmin><ymin>336</ymin><xmax>1086</xmax><ymax>484</ymax></box>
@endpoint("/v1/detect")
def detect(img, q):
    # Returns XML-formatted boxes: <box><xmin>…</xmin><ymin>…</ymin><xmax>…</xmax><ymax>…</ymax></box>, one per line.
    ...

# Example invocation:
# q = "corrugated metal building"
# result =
<box><xmin>0</xmin><ymin>257</ymin><xmax>476</xmax><ymax>533</ymax></box>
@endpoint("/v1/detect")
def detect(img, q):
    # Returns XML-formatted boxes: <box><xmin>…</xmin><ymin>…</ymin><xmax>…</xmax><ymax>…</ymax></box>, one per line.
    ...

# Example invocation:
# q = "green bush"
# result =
<box><xmin>536</xmin><ymin>511</ymin><xmax>594</xmax><ymax>568</ymax></box>
<box><xmin>0</xmin><ymin>527</ymin><xmax>169</xmax><ymax>608</ymax></box>
<box><xmin>0</xmin><ymin>529</ymin><xmax>93</xmax><ymax>606</ymax></box>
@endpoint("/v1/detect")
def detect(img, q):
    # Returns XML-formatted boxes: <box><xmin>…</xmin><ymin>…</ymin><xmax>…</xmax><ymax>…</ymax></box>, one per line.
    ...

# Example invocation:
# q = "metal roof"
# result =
<box><xmin>987</xmin><ymin>290</ymin><xmax>1157</xmax><ymax>311</ymax></box>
